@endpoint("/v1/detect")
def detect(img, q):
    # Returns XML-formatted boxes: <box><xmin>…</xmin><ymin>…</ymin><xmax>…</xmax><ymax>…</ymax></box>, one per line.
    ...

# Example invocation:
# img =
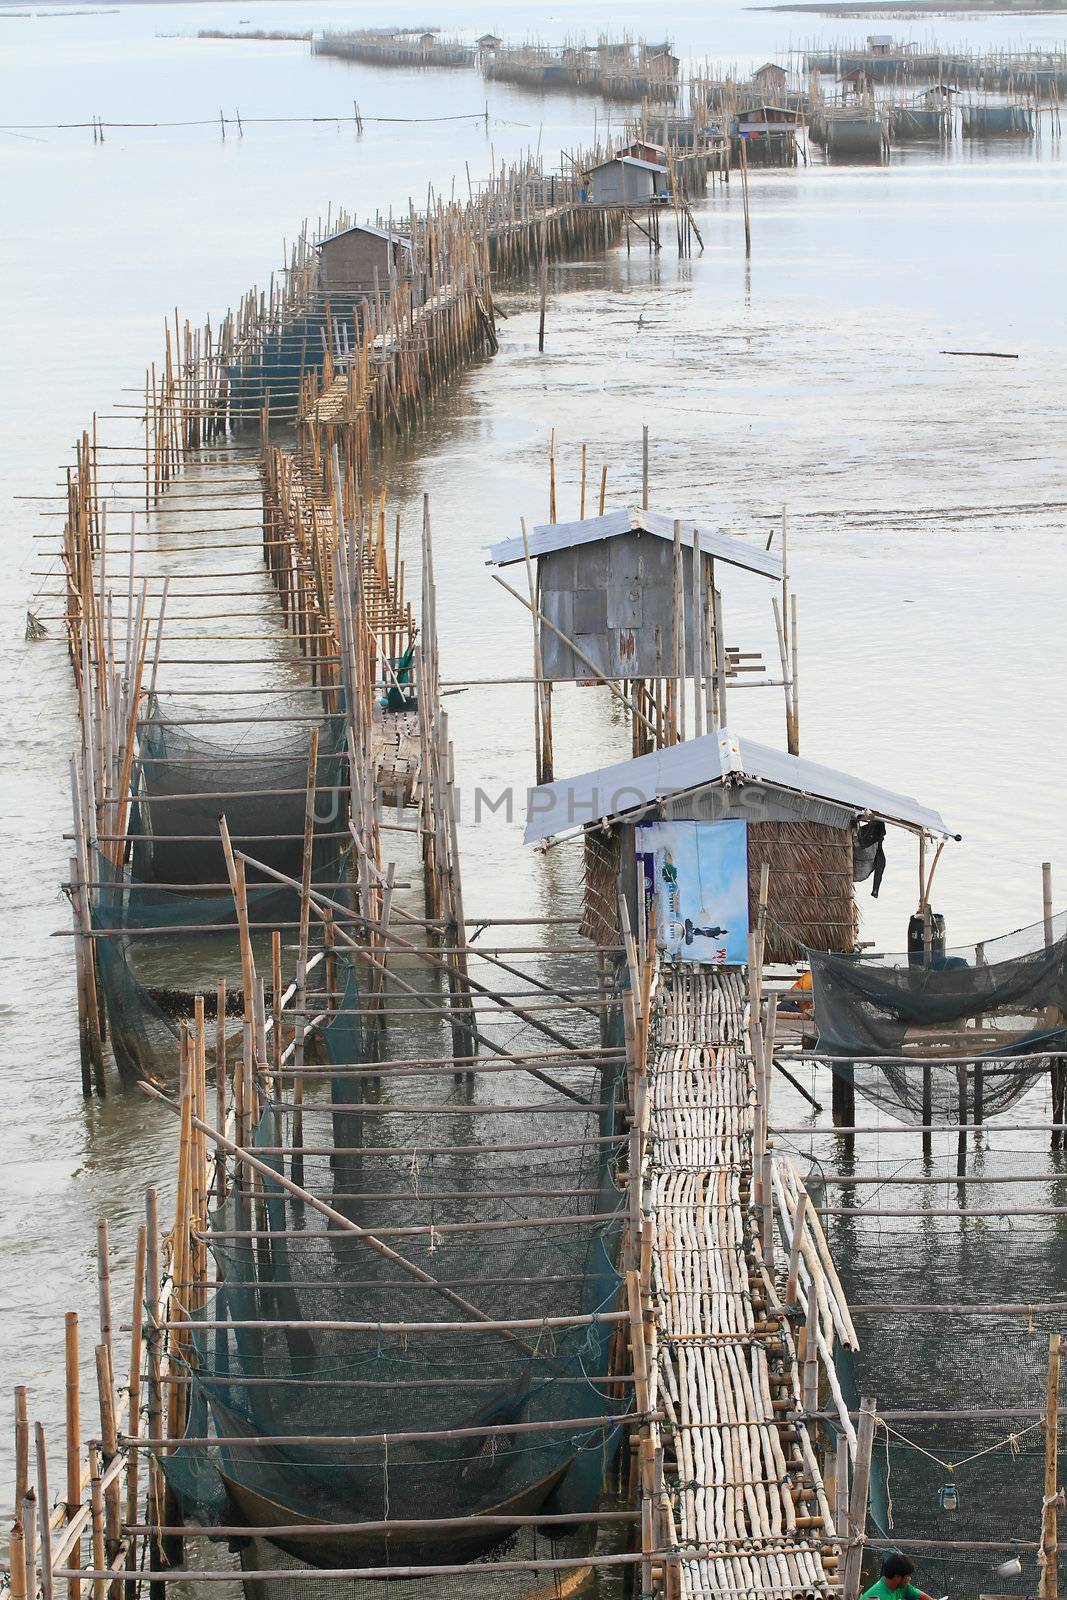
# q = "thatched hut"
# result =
<box><xmin>524</xmin><ymin>727</ymin><xmax>953</xmax><ymax>964</ymax></box>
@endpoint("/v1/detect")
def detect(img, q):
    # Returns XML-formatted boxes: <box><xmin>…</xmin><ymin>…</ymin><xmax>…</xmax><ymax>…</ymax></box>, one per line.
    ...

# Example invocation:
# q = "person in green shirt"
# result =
<box><xmin>862</xmin><ymin>1552</ymin><xmax>940</xmax><ymax>1600</ymax></box>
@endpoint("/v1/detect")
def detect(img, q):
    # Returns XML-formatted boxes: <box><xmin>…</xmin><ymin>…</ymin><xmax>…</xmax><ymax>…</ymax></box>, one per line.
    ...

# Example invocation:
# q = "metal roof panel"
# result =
<box><xmin>317</xmin><ymin>223</ymin><xmax>413</xmax><ymax>251</ymax></box>
<box><xmin>523</xmin><ymin>727</ymin><xmax>951</xmax><ymax>843</ymax></box>
<box><xmin>486</xmin><ymin>507</ymin><xmax>782</xmax><ymax>580</ymax></box>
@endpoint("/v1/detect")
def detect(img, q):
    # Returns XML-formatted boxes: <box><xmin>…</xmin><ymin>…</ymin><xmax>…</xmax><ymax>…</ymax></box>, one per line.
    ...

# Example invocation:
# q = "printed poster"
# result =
<box><xmin>635</xmin><ymin>819</ymin><xmax>750</xmax><ymax>966</ymax></box>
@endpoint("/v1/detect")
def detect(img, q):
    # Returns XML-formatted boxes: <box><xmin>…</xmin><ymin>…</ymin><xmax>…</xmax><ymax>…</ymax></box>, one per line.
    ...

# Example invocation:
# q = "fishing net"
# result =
<box><xmin>160</xmin><ymin>965</ymin><xmax>629</xmax><ymax>1576</ymax></box>
<box><xmin>234</xmin><ymin>1523</ymin><xmax>608</xmax><ymax>1600</ymax></box>
<box><xmin>90</xmin><ymin>849</ymin><xmax>354</xmax><ymax>1082</ymax></box>
<box><xmin>808</xmin><ymin>914</ymin><xmax>1067</xmax><ymax>1120</ymax></box>
<box><xmin>816</xmin><ymin>1155</ymin><xmax>1067</xmax><ymax>1600</ymax></box>
<box><xmin>88</xmin><ymin>701</ymin><xmax>354</xmax><ymax>1081</ymax></box>
<box><xmin>131</xmin><ymin>700</ymin><xmax>349</xmax><ymax>884</ymax></box>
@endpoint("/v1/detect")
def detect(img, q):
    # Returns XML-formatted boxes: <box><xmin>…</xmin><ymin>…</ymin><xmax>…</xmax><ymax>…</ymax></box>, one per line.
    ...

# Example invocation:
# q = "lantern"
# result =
<box><xmin>939</xmin><ymin>1481</ymin><xmax>959</xmax><ymax>1513</ymax></box>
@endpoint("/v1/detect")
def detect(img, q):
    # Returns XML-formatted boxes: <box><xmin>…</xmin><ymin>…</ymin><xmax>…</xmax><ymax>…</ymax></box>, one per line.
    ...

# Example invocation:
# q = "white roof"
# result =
<box><xmin>523</xmin><ymin>727</ymin><xmax>953</xmax><ymax>844</ymax></box>
<box><xmin>486</xmin><ymin>506</ymin><xmax>782</xmax><ymax>580</ymax></box>
<box><xmin>317</xmin><ymin>223</ymin><xmax>414</xmax><ymax>252</ymax></box>
<box><xmin>585</xmin><ymin>155</ymin><xmax>668</xmax><ymax>176</ymax></box>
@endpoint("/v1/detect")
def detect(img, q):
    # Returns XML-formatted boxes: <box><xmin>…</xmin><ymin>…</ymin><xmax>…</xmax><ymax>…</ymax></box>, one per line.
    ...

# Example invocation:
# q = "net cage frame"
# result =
<box><xmin>158</xmin><ymin>961</ymin><xmax>634</xmax><ymax>1573</ymax></box>
<box><xmin>88</xmin><ymin>702</ymin><xmax>355</xmax><ymax>1081</ymax></box>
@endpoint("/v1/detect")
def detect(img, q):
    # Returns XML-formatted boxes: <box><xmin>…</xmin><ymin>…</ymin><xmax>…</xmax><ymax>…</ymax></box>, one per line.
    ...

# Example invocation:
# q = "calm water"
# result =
<box><xmin>2</xmin><ymin>3</ymin><xmax>1067</xmax><ymax>1592</ymax></box>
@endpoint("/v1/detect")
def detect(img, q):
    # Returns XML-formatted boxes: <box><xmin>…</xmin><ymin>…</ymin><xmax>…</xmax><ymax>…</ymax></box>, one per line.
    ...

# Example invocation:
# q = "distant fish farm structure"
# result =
<box><xmin>808</xmin><ymin>89</ymin><xmax>888</xmax><ymax>158</ymax></box>
<box><xmin>686</xmin><ymin>69</ymin><xmax>808</xmax><ymax>165</ymax></box>
<box><xmin>197</xmin><ymin>28</ymin><xmax>312</xmax><ymax>42</ymax></box>
<box><xmin>801</xmin><ymin>38</ymin><xmax>1063</xmax><ymax>157</ymax></box>
<box><xmin>806</xmin><ymin>35</ymin><xmax>1067</xmax><ymax>92</ymax></box>
<box><xmin>313</xmin><ymin>27</ymin><xmax>475</xmax><ymax>70</ymax></box>
<box><xmin>307</xmin><ymin>26</ymin><xmax>681</xmax><ymax>100</ymax></box>
<box><xmin>960</xmin><ymin>101</ymin><xmax>1036</xmax><ymax>135</ymax></box>
<box><xmin>484</xmin><ymin>34</ymin><xmax>681</xmax><ymax>101</ymax></box>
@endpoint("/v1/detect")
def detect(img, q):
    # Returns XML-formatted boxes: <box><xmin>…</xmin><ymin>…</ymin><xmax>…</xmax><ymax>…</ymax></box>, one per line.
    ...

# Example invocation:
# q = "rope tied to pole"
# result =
<box><xmin>879</xmin><ymin>1416</ymin><xmax>1044</xmax><ymax>1474</ymax></box>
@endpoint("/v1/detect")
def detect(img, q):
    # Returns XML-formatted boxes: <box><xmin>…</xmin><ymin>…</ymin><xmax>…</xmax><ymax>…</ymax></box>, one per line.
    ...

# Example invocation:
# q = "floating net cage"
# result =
<box><xmin>227</xmin><ymin>303</ymin><xmax>356</xmax><ymax>421</ymax></box>
<box><xmin>161</xmin><ymin>965</ymin><xmax>630</xmax><ymax>1598</ymax></box>
<box><xmin>820</xmin><ymin>1181</ymin><xmax>1067</xmax><ymax>1600</ymax></box>
<box><xmin>808</xmin><ymin>912</ymin><xmax>1067</xmax><ymax>1120</ymax></box>
<box><xmin>130</xmin><ymin>701</ymin><xmax>350</xmax><ymax>885</ymax></box>
<box><xmin>90</xmin><ymin>703</ymin><xmax>352</xmax><ymax>1081</ymax></box>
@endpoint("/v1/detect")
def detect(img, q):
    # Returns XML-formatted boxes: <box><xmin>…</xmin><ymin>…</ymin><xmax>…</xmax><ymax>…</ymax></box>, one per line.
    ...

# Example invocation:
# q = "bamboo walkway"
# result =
<box><xmin>647</xmin><ymin>965</ymin><xmax>839</xmax><ymax>1598</ymax></box>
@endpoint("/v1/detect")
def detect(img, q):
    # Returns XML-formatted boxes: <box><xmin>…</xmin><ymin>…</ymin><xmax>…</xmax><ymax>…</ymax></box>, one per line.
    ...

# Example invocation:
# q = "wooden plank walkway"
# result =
<box><xmin>647</xmin><ymin>966</ymin><xmax>839</xmax><ymax>1598</ymax></box>
<box><xmin>307</xmin><ymin>280</ymin><xmax>466</xmax><ymax>425</ymax></box>
<box><xmin>372</xmin><ymin>706</ymin><xmax>419</xmax><ymax>806</ymax></box>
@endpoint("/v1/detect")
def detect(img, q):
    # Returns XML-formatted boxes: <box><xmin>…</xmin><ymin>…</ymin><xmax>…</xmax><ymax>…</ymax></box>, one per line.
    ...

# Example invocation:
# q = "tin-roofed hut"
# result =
<box><xmin>622</xmin><ymin>137</ymin><xmax>668</xmax><ymax>165</ymax></box>
<box><xmin>732</xmin><ymin>105</ymin><xmax>800</xmax><ymax>166</ymax></box>
<box><xmin>522</xmin><ymin>724</ymin><xmax>954</xmax><ymax>965</ymax></box>
<box><xmin>316</xmin><ymin>223</ymin><xmax>414</xmax><ymax>296</ymax></box>
<box><xmin>582</xmin><ymin>154</ymin><xmax>668</xmax><ymax>205</ymax></box>
<box><xmin>486</xmin><ymin>504</ymin><xmax>787</xmax><ymax>783</ymax></box>
<box><xmin>753</xmin><ymin>62</ymin><xmax>789</xmax><ymax>96</ymax></box>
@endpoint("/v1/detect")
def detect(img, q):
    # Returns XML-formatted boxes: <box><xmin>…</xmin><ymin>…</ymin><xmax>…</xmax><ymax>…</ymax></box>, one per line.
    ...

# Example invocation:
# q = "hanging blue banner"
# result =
<box><xmin>636</xmin><ymin>819</ymin><xmax>750</xmax><ymax>966</ymax></box>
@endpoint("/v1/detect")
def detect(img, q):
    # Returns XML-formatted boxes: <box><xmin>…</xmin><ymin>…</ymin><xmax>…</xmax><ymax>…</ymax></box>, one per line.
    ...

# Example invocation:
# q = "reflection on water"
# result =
<box><xmin>1</xmin><ymin>7</ymin><xmax>1066</xmax><ymax>1595</ymax></box>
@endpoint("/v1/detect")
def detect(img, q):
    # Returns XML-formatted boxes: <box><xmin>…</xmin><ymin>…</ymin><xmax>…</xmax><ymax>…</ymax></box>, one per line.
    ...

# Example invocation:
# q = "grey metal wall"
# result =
<box><xmin>539</xmin><ymin>532</ymin><xmax>701</xmax><ymax>680</ymax></box>
<box><xmin>587</xmin><ymin>162</ymin><xmax>657</xmax><ymax>205</ymax></box>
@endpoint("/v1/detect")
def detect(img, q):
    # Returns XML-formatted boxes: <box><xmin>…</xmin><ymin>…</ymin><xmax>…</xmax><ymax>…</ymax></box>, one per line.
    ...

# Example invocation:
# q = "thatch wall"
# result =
<box><xmin>746</xmin><ymin>820</ymin><xmax>856</xmax><ymax>964</ymax></box>
<box><xmin>581</xmin><ymin>829</ymin><xmax>622</xmax><ymax>948</ymax></box>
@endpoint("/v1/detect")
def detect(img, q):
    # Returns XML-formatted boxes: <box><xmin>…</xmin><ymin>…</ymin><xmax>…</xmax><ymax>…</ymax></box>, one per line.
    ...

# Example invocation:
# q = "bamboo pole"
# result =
<box><xmin>86</xmin><ymin>1445</ymin><xmax>104</xmax><ymax>1600</ymax></box>
<box><xmin>123</xmin><ymin>1226</ymin><xmax>146</xmax><ymax>1600</ymax></box>
<box><xmin>10</xmin><ymin>1519</ymin><xmax>27</xmax><ymax>1600</ymax></box>
<box><xmin>21</xmin><ymin>1489</ymin><xmax>36</xmax><ymax>1600</ymax></box>
<box><xmin>63</xmin><ymin>1316</ymin><xmax>80</xmax><ymax>1600</ymax></box>
<box><xmin>15</xmin><ymin>1386</ymin><xmax>30</xmax><ymax>1522</ymax></box>
<box><xmin>739</xmin><ymin>136</ymin><xmax>752</xmax><ymax>254</ymax></box>
<box><xmin>841</xmin><ymin>1397</ymin><xmax>877</xmax><ymax>1598</ymax></box>
<box><xmin>785</xmin><ymin>1191</ymin><xmax>809</xmax><ymax>1307</ymax></box>
<box><xmin>1040</xmin><ymin>1333</ymin><xmax>1062</xmax><ymax>1600</ymax></box>
<box><xmin>520</xmin><ymin>520</ymin><xmax>550</xmax><ymax>785</ymax></box>
<box><xmin>34</xmin><ymin>1425</ymin><xmax>53</xmax><ymax>1600</ymax></box>
<box><xmin>93</xmin><ymin>1345</ymin><xmax>120</xmax><ymax>1600</ymax></box>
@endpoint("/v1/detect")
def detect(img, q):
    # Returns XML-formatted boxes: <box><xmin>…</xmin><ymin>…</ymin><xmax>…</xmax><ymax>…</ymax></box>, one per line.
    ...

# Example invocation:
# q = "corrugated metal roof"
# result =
<box><xmin>486</xmin><ymin>507</ymin><xmax>782</xmax><ymax>580</ymax></box>
<box><xmin>585</xmin><ymin>155</ymin><xmax>668</xmax><ymax>175</ymax></box>
<box><xmin>317</xmin><ymin>223</ymin><xmax>414</xmax><ymax>252</ymax></box>
<box><xmin>523</xmin><ymin>726</ymin><xmax>952</xmax><ymax>844</ymax></box>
